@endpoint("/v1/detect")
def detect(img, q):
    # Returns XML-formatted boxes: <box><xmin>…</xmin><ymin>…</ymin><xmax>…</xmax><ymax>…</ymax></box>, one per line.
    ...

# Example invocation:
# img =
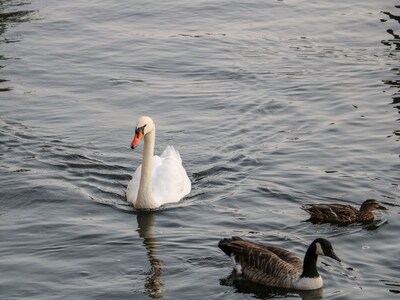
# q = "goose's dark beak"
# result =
<box><xmin>328</xmin><ymin>250</ymin><xmax>341</xmax><ymax>262</ymax></box>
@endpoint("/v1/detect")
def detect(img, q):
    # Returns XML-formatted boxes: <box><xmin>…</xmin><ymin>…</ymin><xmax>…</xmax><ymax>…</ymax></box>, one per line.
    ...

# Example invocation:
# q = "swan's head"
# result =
<box><xmin>131</xmin><ymin>116</ymin><xmax>155</xmax><ymax>149</ymax></box>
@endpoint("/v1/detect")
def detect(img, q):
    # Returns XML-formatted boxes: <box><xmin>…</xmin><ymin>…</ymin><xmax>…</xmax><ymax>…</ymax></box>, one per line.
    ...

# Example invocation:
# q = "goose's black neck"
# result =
<box><xmin>301</xmin><ymin>244</ymin><xmax>319</xmax><ymax>278</ymax></box>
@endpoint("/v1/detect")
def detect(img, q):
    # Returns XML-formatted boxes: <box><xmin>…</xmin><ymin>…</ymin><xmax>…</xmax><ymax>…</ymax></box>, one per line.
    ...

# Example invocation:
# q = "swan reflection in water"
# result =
<box><xmin>136</xmin><ymin>211</ymin><xmax>165</xmax><ymax>299</ymax></box>
<box><xmin>220</xmin><ymin>272</ymin><xmax>323</xmax><ymax>300</ymax></box>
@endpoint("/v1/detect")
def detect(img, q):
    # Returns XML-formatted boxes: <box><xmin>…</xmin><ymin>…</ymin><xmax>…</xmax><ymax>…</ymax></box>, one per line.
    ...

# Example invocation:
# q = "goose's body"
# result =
<box><xmin>302</xmin><ymin>199</ymin><xmax>387</xmax><ymax>225</ymax></box>
<box><xmin>218</xmin><ymin>237</ymin><xmax>340</xmax><ymax>290</ymax></box>
<box><xmin>126</xmin><ymin>116</ymin><xmax>191</xmax><ymax>209</ymax></box>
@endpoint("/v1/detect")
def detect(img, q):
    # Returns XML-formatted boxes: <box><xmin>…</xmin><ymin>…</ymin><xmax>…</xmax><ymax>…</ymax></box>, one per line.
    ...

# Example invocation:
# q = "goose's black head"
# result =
<box><xmin>313</xmin><ymin>238</ymin><xmax>341</xmax><ymax>262</ymax></box>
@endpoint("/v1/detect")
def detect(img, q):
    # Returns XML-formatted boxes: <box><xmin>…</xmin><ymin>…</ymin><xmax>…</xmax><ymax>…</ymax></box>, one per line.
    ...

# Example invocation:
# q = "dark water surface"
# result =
<box><xmin>1</xmin><ymin>0</ymin><xmax>399</xmax><ymax>299</ymax></box>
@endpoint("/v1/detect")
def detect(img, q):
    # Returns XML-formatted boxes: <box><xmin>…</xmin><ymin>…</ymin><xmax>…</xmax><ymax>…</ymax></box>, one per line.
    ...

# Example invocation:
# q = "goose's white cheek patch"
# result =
<box><xmin>315</xmin><ymin>242</ymin><xmax>324</xmax><ymax>256</ymax></box>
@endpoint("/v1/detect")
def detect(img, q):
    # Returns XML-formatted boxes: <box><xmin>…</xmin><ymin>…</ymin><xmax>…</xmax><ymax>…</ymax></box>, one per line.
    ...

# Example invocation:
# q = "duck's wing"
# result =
<box><xmin>302</xmin><ymin>203</ymin><xmax>358</xmax><ymax>223</ymax></box>
<box><xmin>219</xmin><ymin>237</ymin><xmax>302</xmax><ymax>288</ymax></box>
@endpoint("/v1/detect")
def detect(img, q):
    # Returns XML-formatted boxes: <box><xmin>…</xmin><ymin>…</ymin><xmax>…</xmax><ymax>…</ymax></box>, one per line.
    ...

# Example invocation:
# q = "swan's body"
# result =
<box><xmin>218</xmin><ymin>237</ymin><xmax>340</xmax><ymax>290</ymax></box>
<box><xmin>302</xmin><ymin>199</ymin><xmax>387</xmax><ymax>225</ymax></box>
<box><xmin>126</xmin><ymin>116</ymin><xmax>191</xmax><ymax>209</ymax></box>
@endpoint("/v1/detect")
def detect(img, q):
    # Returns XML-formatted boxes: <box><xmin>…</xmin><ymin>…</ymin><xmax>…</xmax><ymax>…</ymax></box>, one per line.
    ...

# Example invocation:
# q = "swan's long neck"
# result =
<box><xmin>136</xmin><ymin>129</ymin><xmax>156</xmax><ymax>209</ymax></box>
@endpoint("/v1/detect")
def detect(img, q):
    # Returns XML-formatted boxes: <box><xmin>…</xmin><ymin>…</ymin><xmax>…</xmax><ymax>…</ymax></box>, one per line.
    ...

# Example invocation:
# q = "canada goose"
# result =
<box><xmin>301</xmin><ymin>199</ymin><xmax>387</xmax><ymax>225</ymax></box>
<box><xmin>218</xmin><ymin>237</ymin><xmax>340</xmax><ymax>290</ymax></box>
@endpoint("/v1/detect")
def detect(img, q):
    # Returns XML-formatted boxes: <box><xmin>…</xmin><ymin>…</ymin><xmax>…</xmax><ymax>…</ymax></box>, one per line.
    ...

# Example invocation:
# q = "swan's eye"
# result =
<box><xmin>135</xmin><ymin>124</ymin><xmax>146</xmax><ymax>136</ymax></box>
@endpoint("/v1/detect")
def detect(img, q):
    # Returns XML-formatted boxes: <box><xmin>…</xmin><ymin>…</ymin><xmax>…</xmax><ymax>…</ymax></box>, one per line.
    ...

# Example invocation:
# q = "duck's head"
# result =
<box><xmin>131</xmin><ymin>116</ymin><xmax>155</xmax><ymax>149</ymax></box>
<box><xmin>360</xmin><ymin>199</ymin><xmax>388</xmax><ymax>213</ymax></box>
<box><xmin>313</xmin><ymin>238</ymin><xmax>341</xmax><ymax>262</ymax></box>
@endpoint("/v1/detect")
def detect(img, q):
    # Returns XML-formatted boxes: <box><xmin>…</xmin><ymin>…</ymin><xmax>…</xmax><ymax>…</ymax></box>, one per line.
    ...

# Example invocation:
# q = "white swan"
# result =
<box><xmin>126</xmin><ymin>116</ymin><xmax>191</xmax><ymax>209</ymax></box>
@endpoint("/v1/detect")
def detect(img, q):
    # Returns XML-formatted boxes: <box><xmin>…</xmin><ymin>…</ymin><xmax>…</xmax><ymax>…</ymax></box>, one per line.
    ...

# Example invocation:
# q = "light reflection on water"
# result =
<box><xmin>0</xmin><ymin>1</ymin><xmax>36</xmax><ymax>92</ymax></box>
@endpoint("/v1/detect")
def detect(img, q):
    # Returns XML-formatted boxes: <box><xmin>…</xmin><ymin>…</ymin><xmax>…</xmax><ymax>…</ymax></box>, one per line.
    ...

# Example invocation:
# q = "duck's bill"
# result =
<box><xmin>378</xmin><ymin>205</ymin><xmax>388</xmax><ymax>211</ymax></box>
<box><xmin>131</xmin><ymin>131</ymin><xmax>143</xmax><ymax>149</ymax></box>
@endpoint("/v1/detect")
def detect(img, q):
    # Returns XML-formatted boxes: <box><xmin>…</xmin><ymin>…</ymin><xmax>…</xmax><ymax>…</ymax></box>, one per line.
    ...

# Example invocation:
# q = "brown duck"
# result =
<box><xmin>302</xmin><ymin>199</ymin><xmax>387</xmax><ymax>224</ymax></box>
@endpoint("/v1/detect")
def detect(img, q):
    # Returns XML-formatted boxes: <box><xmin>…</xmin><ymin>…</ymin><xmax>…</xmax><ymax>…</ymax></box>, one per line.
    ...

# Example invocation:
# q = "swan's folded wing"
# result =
<box><xmin>152</xmin><ymin>146</ymin><xmax>191</xmax><ymax>205</ymax></box>
<box><xmin>126</xmin><ymin>164</ymin><xmax>142</xmax><ymax>203</ymax></box>
<box><xmin>160</xmin><ymin>145</ymin><xmax>182</xmax><ymax>162</ymax></box>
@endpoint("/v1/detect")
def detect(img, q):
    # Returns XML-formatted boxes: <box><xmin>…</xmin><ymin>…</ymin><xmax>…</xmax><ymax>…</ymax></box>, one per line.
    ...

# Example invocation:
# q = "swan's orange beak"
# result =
<box><xmin>131</xmin><ymin>131</ymin><xmax>143</xmax><ymax>149</ymax></box>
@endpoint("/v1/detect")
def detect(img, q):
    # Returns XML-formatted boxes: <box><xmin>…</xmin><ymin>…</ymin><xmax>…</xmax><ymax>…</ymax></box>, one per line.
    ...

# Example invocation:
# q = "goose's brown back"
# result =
<box><xmin>220</xmin><ymin>238</ymin><xmax>303</xmax><ymax>288</ymax></box>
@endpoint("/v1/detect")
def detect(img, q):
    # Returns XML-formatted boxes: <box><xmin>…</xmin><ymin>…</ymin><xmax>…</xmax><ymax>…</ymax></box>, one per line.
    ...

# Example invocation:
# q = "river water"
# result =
<box><xmin>1</xmin><ymin>0</ymin><xmax>399</xmax><ymax>299</ymax></box>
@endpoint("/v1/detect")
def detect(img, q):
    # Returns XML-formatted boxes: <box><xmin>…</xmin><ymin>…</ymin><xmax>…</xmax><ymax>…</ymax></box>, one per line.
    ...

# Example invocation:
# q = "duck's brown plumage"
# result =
<box><xmin>302</xmin><ymin>199</ymin><xmax>387</xmax><ymax>224</ymax></box>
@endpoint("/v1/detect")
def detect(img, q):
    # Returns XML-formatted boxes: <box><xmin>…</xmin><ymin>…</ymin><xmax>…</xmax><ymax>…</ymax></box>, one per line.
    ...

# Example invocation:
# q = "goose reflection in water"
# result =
<box><xmin>220</xmin><ymin>272</ymin><xmax>323</xmax><ymax>300</ymax></box>
<box><xmin>136</xmin><ymin>211</ymin><xmax>165</xmax><ymax>299</ymax></box>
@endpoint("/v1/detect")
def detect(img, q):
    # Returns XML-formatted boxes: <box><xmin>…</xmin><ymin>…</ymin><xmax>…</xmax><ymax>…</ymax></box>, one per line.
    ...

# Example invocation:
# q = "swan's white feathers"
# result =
<box><xmin>126</xmin><ymin>165</ymin><xmax>141</xmax><ymax>204</ymax></box>
<box><xmin>152</xmin><ymin>146</ymin><xmax>191</xmax><ymax>205</ymax></box>
<box><xmin>126</xmin><ymin>145</ymin><xmax>191</xmax><ymax>207</ymax></box>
